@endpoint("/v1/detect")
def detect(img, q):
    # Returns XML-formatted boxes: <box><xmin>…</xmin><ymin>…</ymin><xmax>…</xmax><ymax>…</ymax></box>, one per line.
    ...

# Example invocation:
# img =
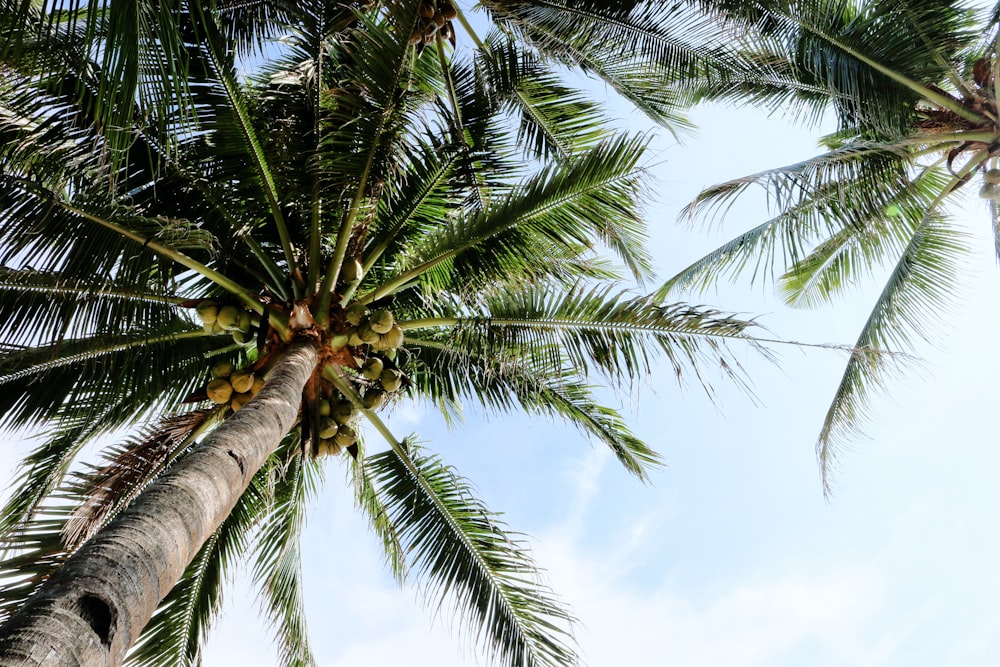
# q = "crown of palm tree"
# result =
<box><xmin>660</xmin><ymin>0</ymin><xmax>999</xmax><ymax>493</ymax></box>
<box><xmin>0</xmin><ymin>1</ymin><xmax>768</xmax><ymax>665</ymax></box>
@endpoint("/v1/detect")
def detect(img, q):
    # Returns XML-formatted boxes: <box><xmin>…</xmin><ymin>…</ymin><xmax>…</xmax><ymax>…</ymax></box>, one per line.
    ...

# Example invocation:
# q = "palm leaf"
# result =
<box><xmin>366</xmin><ymin>440</ymin><xmax>578</xmax><ymax>667</ymax></box>
<box><xmin>816</xmin><ymin>210</ymin><xmax>967</xmax><ymax>494</ymax></box>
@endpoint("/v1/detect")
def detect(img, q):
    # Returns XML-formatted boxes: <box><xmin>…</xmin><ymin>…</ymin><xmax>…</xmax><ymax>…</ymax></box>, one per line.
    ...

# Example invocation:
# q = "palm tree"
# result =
<box><xmin>660</xmin><ymin>0</ymin><xmax>999</xmax><ymax>493</ymax></box>
<box><xmin>0</xmin><ymin>1</ymin><xmax>765</xmax><ymax>665</ymax></box>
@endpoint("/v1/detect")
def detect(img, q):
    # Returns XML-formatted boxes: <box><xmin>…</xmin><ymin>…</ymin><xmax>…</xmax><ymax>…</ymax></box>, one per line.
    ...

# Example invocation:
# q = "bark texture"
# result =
<box><xmin>0</xmin><ymin>337</ymin><xmax>320</xmax><ymax>666</ymax></box>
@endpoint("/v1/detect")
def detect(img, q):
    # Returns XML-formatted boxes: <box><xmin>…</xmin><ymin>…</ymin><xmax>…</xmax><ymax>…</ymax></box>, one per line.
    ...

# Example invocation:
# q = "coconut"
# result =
<box><xmin>207</xmin><ymin>378</ymin><xmax>234</xmax><ymax>404</ymax></box>
<box><xmin>384</xmin><ymin>324</ymin><xmax>404</xmax><ymax>349</ymax></box>
<box><xmin>318</xmin><ymin>399</ymin><xmax>332</xmax><ymax>417</ymax></box>
<box><xmin>234</xmin><ymin>310</ymin><xmax>252</xmax><ymax>332</ymax></box>
<box><xmin>362</xmin><ymin>357</ymin><xmax>384</xmax><ymax>380</ymax></box>
<box><xmin>231</xmin><ymin>392</ymin><xmax>252</xmax><ymax>411</ymax></box>
<box><xmin>329</xmin><ymin>333</ymin><xmax>350</xmax><ymax>350</ymax></box>
<box><xmin>216</xmin><ymin>305</ymin><xmax>240</xmax><ymax>330</ymax></box>
<box><xmin>332</xmin><ymin>400</ymin><xmax>355</xmax><ymax>425</ymax></box>
<box><xmin>212</xmin><ymin>360</ymin><xmax>235</xmax><ymax>378</ymax></box>
<box><xmin>419</xmin><ymin>2</ymin><xmax>434</xmax><ymax>18</ymax></box>
<box><xmin>347</xmin><ymin>330</ymin><xmax>364</xmax><ymax>347</ymax></box>
<box><xmin>380</xmin><ymin>369</ymin><xmax>402</xmax><ymax>392</ymax></box>
<box><xmin>441</xmin><ymin>2</ymin><xmax>457</xmax><ymax>20</ymax></box>
<box><xmin>345</xmin><ymin>304</ymin><xmax>368</xmax><ymax>326</ymax></box>
<box><xmin>196</xmin><ymin>301</ymin><xmax>218</xmax><ymax>324</ymax></box>
<box><xmin>363</xmin><ymin>389</ymin><xmax>384</xmax><ymax>410</ymax></box>
<box><xmin>986</xmin><ymin>168</ymin><xmax>1000</xmax><ymax>185</ymax></box>
<box><xmin>369</xmin><ymin>310</ymin><xmax>394</xmax><ymax>335</ymax></box>
<box><xmin>334</xmin><ymin>424</ymin><xmax>357</xmax><ymax>447</ymax></box>
<box><xmin>230</xmin><ymin>370</ymin><xmax>254</xmax><ymax>394</ymax></box>
<box><xmin>250</xmin><ymin>377</ymin><xmax>266</xmax><ymax>396</ymax></box>
<box><xmin>204</xmin><ymin>320</ymin><xmax>226</xmax><ymax>335</ymax></box>
<box><xmin>231</xmin><ymin>330</ymin><xmax>250</xmax><ymax>345</ymax></box>
<box><xmin>358</xmin><ymin>323</ymin><xmax>380</xmax><ymax>344</ymax></box>
<box><xmin>318</xmin><ymin>418</ymin><xmax>338</xmax><ymax>440</ymax></box>
<box><xmin>341</xmin><ymin>258</ymin><xmax>363</xmax><ymax>283</ymax></box>
<box><xmin>981</xmin><ymin>183</ymin><xmax>1000</xmax><ymax>201</ymax></box>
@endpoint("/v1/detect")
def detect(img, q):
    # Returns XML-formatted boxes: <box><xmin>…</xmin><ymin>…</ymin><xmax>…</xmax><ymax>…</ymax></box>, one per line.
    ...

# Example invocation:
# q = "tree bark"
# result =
<box><xmin>0</xmin><ymin>337</ymin><xmax>320</xmax><ymax>666</ymax></box>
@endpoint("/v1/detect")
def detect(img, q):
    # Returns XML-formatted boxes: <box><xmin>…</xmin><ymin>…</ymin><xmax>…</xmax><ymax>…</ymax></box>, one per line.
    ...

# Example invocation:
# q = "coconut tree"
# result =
<box><xmin>659</xmin><ymin>0</ymin><xmax>1000</xmax><ymax>492</ymax></box>
<box><xmin>0</xmin><ymin>1</ymin><xmax>766</xmax><ymax>665</ymax></box>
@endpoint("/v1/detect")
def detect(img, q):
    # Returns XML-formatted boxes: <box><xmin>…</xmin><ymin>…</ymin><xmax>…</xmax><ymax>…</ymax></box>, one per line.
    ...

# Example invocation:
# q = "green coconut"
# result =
<box><xmin>384</xmin><ymin>324</ymin><xmax>404</xmax><ymax>349</ymax></box>
<box><xmin>317</xmin><ymin>399</ymin><xmax>332</xmax><ymax>417</ymax></box>
<box><xmin>211</xmin><ymin>360</ymin><xmax>235</xmax><ymax>378</ymax></box>
<box><xmin>216</xmin><ymin>305</ymin><xmax>240</xmax><ymax>330</ymax></box>
<box><xmin>347</xmin><ymin>330</ymin><xmax>365</xmax><ymax>347</ymax></box>
<box><xmin>332</xmin><ymin>401</ymin><xmax>356</xmax><ymax>425</ymax></box>
<box><xmin>204</xmin><ymin>320</ymin><xmax>226</xmax><ymax>335</ymax></box>
<box><xmin>361</xmin><ymin>357</ymin><xmax>384</xmax><ymax>380</ymax></box>
<box><xmin>369</xmin><ymin>309</ymin><xmax>394</xmax><ymax>334</ymax></box>
<box><xmin>230</xmin><ymin>370</ymin><xmax>254</xmax><ymax>394</ymax></box>
<box><xmin>345</xmin><ymin>304</ymin><xmax>368</xmax><ymax>326</ymax></box>
<box><xmin>207</xmin><ymin>378</ymin><xmax>234</xmax><ymax>404</ymax></box>
<box><xmin>358</xmin><ymin>323</ymin><xmax>380</xmax><ymax>344</ymax></box>
<box><xmin>363</xmin><ymin>390</ymin><xmax>384</xmax><ymax>410</ymax></box>
<box><xmin>318</xmin><ymin>418</ymin><xmax>338</xmax><ymax>440</ymax></box>
<box><xmin>334</xmin><ymin>424</ymin><xmax>357</xmax><ymax>447</ymax></box>
<box><xmin>981</xmin><ymin>183</ymin><xmax>1000</xmax><ymax>201</ymax></box>
<box><xmin>329</xmin><ymin>333</ymin><xmax>350</xmax><ymax>350</ymax></box>
<box><xmin>986</xmin><ymin>168</ymin><xmax>1000</xmax><ymax>185</ymax></box>
<box><xmin>234</xmin><ymin>310</ymin><xmax>252</xmax><ymax>332</ymax></box>
<box><xmin>196</xmin><ymin>301</ymin><xmax>219</xmax><ymax>324</ymax></box>
<box><xmin>341</xmin><ymin>258</ymin><xmax>363</xmax><ymax>283</ymax></box>
<box><xmin>380</xmin><ymin>369</ymin><xmax>402</xmax><ymax>392</ymax></box>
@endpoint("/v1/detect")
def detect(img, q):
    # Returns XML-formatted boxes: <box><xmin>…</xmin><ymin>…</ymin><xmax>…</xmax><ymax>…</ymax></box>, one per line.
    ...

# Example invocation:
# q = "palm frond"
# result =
<box><xmin>251</xmin><ymin>436</ymin><xmax>320</xmax><ymax>667</ymax></box>
<box><xmin>405</xmin><ymin>336</ymin><xmax>660</xmax><ymax>479</ymax></box>
<box><xmin>372</xmin><ymin>134</ymin><xmax>653</xmax><ymax>300</ymax></box>
<box><xmin>816</xmin><ymin>211</ymin><xmax>967</xmax><ymax>494</ymax></box>
<box><xmin>367</xmin><ymin>439</ymin><xmax>578</xmax><ymax>667</ymax></box>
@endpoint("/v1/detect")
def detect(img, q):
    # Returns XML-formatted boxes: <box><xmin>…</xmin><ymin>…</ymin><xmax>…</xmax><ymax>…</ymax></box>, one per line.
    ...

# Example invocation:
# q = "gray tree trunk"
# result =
<box><xmin>0</xmin><ymin>337</ymin><xmax>320</xmax><ymax>666</ymax></box>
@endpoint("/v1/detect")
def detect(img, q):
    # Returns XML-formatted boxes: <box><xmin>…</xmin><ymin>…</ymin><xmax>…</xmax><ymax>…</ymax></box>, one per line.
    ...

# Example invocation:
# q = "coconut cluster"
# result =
<box><xmin>195</xmin><ymin>300</ymin><xmax>257</xmax><ymax>345</ymax></box>
<box><xmin>205</xmin><ymin>360</ymin><xmax>265</xmax><ymax>412</ymax></box>
<box><xmin>313</xmin><ymin>304</ymin><xmax>410</xmax><ymax>458</ymax></box>
<box><xmin>409</xmin><ymin>0</ymin><xmax>457</xmax><ymax>47</ymax></box>
<box><xmin>981</xmin><ymin>168</ymin><xmax>1000</xmax><ymax>201</ymax></box>
<box><xmin>331</xmin><ymin>304</ymin><xmax>405</xmax><ymax>354</ymax></box>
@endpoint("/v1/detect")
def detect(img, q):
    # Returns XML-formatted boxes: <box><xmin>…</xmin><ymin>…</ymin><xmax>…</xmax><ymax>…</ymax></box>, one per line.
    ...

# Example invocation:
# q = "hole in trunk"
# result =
<box><xmin>76</xmin><ymin>593</ymin><xmax>115</xmax><ymax>647</ymax></box>
<box><xmin>227</xmin><ymin>449</ymin><xmax>245</xmax><ymax>476</ymax></box>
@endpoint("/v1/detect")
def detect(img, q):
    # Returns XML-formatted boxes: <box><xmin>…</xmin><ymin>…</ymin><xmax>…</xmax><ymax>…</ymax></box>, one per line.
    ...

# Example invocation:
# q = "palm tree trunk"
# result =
<box><xmin>0</xmin><ymin>337</ymin><xmax>320</xmax><ymax>667</ymax></box>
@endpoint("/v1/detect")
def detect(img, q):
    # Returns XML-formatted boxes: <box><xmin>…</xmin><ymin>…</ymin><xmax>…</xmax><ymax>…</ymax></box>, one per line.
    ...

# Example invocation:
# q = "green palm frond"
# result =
<box><xmin>367</xmin><ymin>439</ymin><xmax>578</xmax><ymax>667</ymax></box>
<box><xmin>407</xmin><ymin>282</ymin><xmax>760</xmax><ymax>391</ymax></box>
<box><xmin>474</xmin><ymin>32</ymin><xmax>612</xmax><ymax>160</ymax></box>
<box><xmin>349</xmin><ymin>442</ymin><xmax>408</xmax><ymax>583</ymax></box>
<box><xmin>405</xmin><ymin>336</ymin><xmax>660</xmax><ymax>479</ymax></box>
<box><xmin>372</xmin><ymin>134</ymin><xmax>653</xmax><ymax>300</ymax></box>
<box><xmin>251</xmin><ymin>437</ymin><xmax>320</xmax><ymax>667</ymax></box>
<box><xmin>661</xmin><ymin>142</ymin><xmax>952</xmax><ymax>298</ymax></box>
<box><xmin>480</xmin><ymin>0</ymin><xmax>742</xmax><ymax>132</ymax></box>
<box><xmin>816</xmin><ymin>211</ymin><xmax>967</xmax><ymax>493</ymax></box>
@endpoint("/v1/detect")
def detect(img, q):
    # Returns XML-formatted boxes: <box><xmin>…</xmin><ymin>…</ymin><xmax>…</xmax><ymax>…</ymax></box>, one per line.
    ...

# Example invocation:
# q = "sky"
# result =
<box><xmin>3</xmin><ymin>7</ymin><xmax>1000</xmax><ymax>667</ymax></box>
